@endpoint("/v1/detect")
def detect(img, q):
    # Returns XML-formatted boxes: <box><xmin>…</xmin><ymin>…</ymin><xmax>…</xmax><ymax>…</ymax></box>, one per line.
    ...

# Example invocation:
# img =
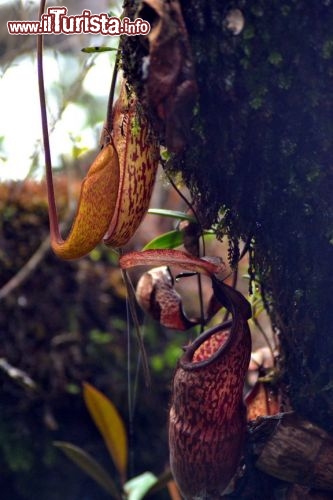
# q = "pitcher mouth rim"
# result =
<box><xmin>180</xmin><ymin>319</ymin><xmax>234</xmax><ymax>370</ymax></box>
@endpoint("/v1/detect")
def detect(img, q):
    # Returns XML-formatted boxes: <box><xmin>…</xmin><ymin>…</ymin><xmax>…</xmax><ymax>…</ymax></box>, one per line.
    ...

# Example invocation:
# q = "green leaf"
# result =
<box><xmin>143</xmin><ymin>230</ymin><xmax>184</xmax><ymax>250</ymax></box>
<box><xmin>250</xmin><ymin>303</ymin><xmax>265</xmax><ymax>320</ymax></box>
<box><xmin>124</xmin><ymin>472</ymin><xmax>157</xmax><ymax>500</ymax></box>
<box><xmin>81</xmin><ymin>46</ymin><xmax>118</xmax><ymax>53</ymax></box>
<box><xmin>201</xmin><ymin>230</ymin><xmax>216</xmax><ymax>241</ymax></box>
<box><xmin>108</xmin><ymin>10</ymin><xmax>120</xmax><ymax>17</ymax></box>
<box><xmin>54</xmin><ymin>441</ymin><xmax>120</xmax><ymax>499</ymax></box>
<box><xmin>160</xmin><ymin>148</ymin><xmax>171</xmax><ymax>161</ymax></box>
<box><xmin>72</xmin><ymin>144</ymin><xmax>89</xmax><ymax>160</ymax></box>
<box><xmin>83</xmin><ymin>383</ymin><xmax>128</xmax><ymax>483</ymax></box>
<box><xmin>148</xmin><ymin>208</ymin><xmax>197</xmax><ymax>223</ymax></box>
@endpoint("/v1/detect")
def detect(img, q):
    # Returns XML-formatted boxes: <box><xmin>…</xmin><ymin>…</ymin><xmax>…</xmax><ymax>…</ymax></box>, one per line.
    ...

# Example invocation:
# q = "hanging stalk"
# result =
<box><xmin>37</xmin><ymin>1</ymin><xmax>159</xmax><ymax>260</ymax></box>
<box><xmin>37</xmin><ymin>1</ymin><xmax>120</xmax><ymax>260</ymax></box>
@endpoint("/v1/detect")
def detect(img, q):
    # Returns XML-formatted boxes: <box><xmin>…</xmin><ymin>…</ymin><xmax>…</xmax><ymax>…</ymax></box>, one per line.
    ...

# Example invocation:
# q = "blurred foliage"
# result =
<box><xmin>56</xmin><ymin>383</ymin><xmax>178</xmax><ymax>499</ymax></box>
<box><xmin>0</xmin><ymin>179</ymin><xmax>185</xmax><ymax>499</ymax></box>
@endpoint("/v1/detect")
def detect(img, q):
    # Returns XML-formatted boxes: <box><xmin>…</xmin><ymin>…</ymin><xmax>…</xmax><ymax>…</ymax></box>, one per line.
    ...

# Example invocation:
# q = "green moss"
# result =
<box><xmin>322</xmin><ymin>39</ymin><xmax>333</xmax><ymax>58</ymax></box>
<box><xmin>268</xmin><ymin>51</ymin><xmax>283</xmax><ymax>66</ymax></box>
<box><xmin>251</xmin><ymin>5</ymin><xmax>264</xmax><ymax>17</ymax></box>
<box><xmin>243</xmin><ymin>24</ymin><xmax>256</xmax><ymax>40</ymax></box>
<box><xmin>277</xmin><ymin>73</ymin><xmax>292</xmax><ymax>89</ymax></box>
<box><xmin>249</xmin><ymin>96</ymin><xmax>263</xmax><ymax>109</ymax></box>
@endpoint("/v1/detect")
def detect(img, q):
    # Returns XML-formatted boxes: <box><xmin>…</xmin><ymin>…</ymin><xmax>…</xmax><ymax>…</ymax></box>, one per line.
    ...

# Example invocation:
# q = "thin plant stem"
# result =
<box><xmin>37</xmin><ymin>0</ymin><xmax>61</xmax><ymax>244</ymax></box>
<box><xmin>222</xmin><ymin>265</ymin><xmax>238</xmax><ymax>323</ymax></box>
<box><xmin>164</xmin><ymin>170</ymin><xmax>206</xmax><ymax>329</ymax></box>
<box><xmin>105</xmin><ymin>47</ymin><xmax>121</xmax><ymax>131</ymax></box>
<box><xmin>121</xmin><ymin>262</ymin><xmax>151</xmax><ymax>388</ymax></box>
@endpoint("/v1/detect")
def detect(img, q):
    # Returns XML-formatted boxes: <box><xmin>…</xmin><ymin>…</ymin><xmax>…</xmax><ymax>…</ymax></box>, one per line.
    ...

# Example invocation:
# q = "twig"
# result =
<box><xmin>0</xmin><ymin>235</ymin><xmax>50</xmax><ymax>301</ymax></box>
<box><xmin>0</xmin><ymin>202</ymin><xmax>77</xmax><ymax>302</ymax></box>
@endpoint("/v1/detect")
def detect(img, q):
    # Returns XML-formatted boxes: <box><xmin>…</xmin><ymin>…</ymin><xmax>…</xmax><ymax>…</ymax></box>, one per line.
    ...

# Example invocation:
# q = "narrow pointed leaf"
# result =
<box><xmin>83</xmin><ymin>382</ymin><xmax>128</xmax><ymax>482</ymax></box>
<box><xmin>54</xmin><ymin>441</ymin><xmax>121</xmax><ymax>499</ymax></box>
<box><xmin>143</xmin><ymin>230</ymin><xmax>184</xmax><ymax>250</ymax></box>
<box><xmin>147</xmin><ymin>208</ymin><xmax>197</xmax><ymax>222</ymax></box>
<box><xmin>120</xmin><ymin>249</ymin><xmax>225</xmax><ymax>276</ymax></box>
<box><xmin>143</xmin><ymin>229</ymin><xmax>216</xmax><ymax>251</ymax></box>
<box><xmin>81</xmin><ymin>46</ymin><xmax>118</xmax><ymax>53</ymax></box>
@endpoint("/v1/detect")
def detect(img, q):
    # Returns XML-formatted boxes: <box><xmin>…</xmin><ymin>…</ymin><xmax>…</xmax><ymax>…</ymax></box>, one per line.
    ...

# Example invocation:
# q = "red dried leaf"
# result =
<box><xmin>139</xmin><ymin>0</ymin><xmax>198</xmax><ymax>152</ymax></box>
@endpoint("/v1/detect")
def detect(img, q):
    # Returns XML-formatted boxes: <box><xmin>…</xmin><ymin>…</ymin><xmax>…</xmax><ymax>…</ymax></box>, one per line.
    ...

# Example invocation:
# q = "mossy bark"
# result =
<box><xmin>122</xmin><ymin>0</ymin><xmax>333</xmax><ymax>444</ymax></box>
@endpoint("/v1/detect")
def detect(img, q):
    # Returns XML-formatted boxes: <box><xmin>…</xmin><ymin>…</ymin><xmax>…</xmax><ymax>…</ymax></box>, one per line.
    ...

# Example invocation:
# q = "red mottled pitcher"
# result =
<box><xmin>169</xmin><ymin>278</ymin><xmax>252</xmax><ymax>499</ymax></box>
